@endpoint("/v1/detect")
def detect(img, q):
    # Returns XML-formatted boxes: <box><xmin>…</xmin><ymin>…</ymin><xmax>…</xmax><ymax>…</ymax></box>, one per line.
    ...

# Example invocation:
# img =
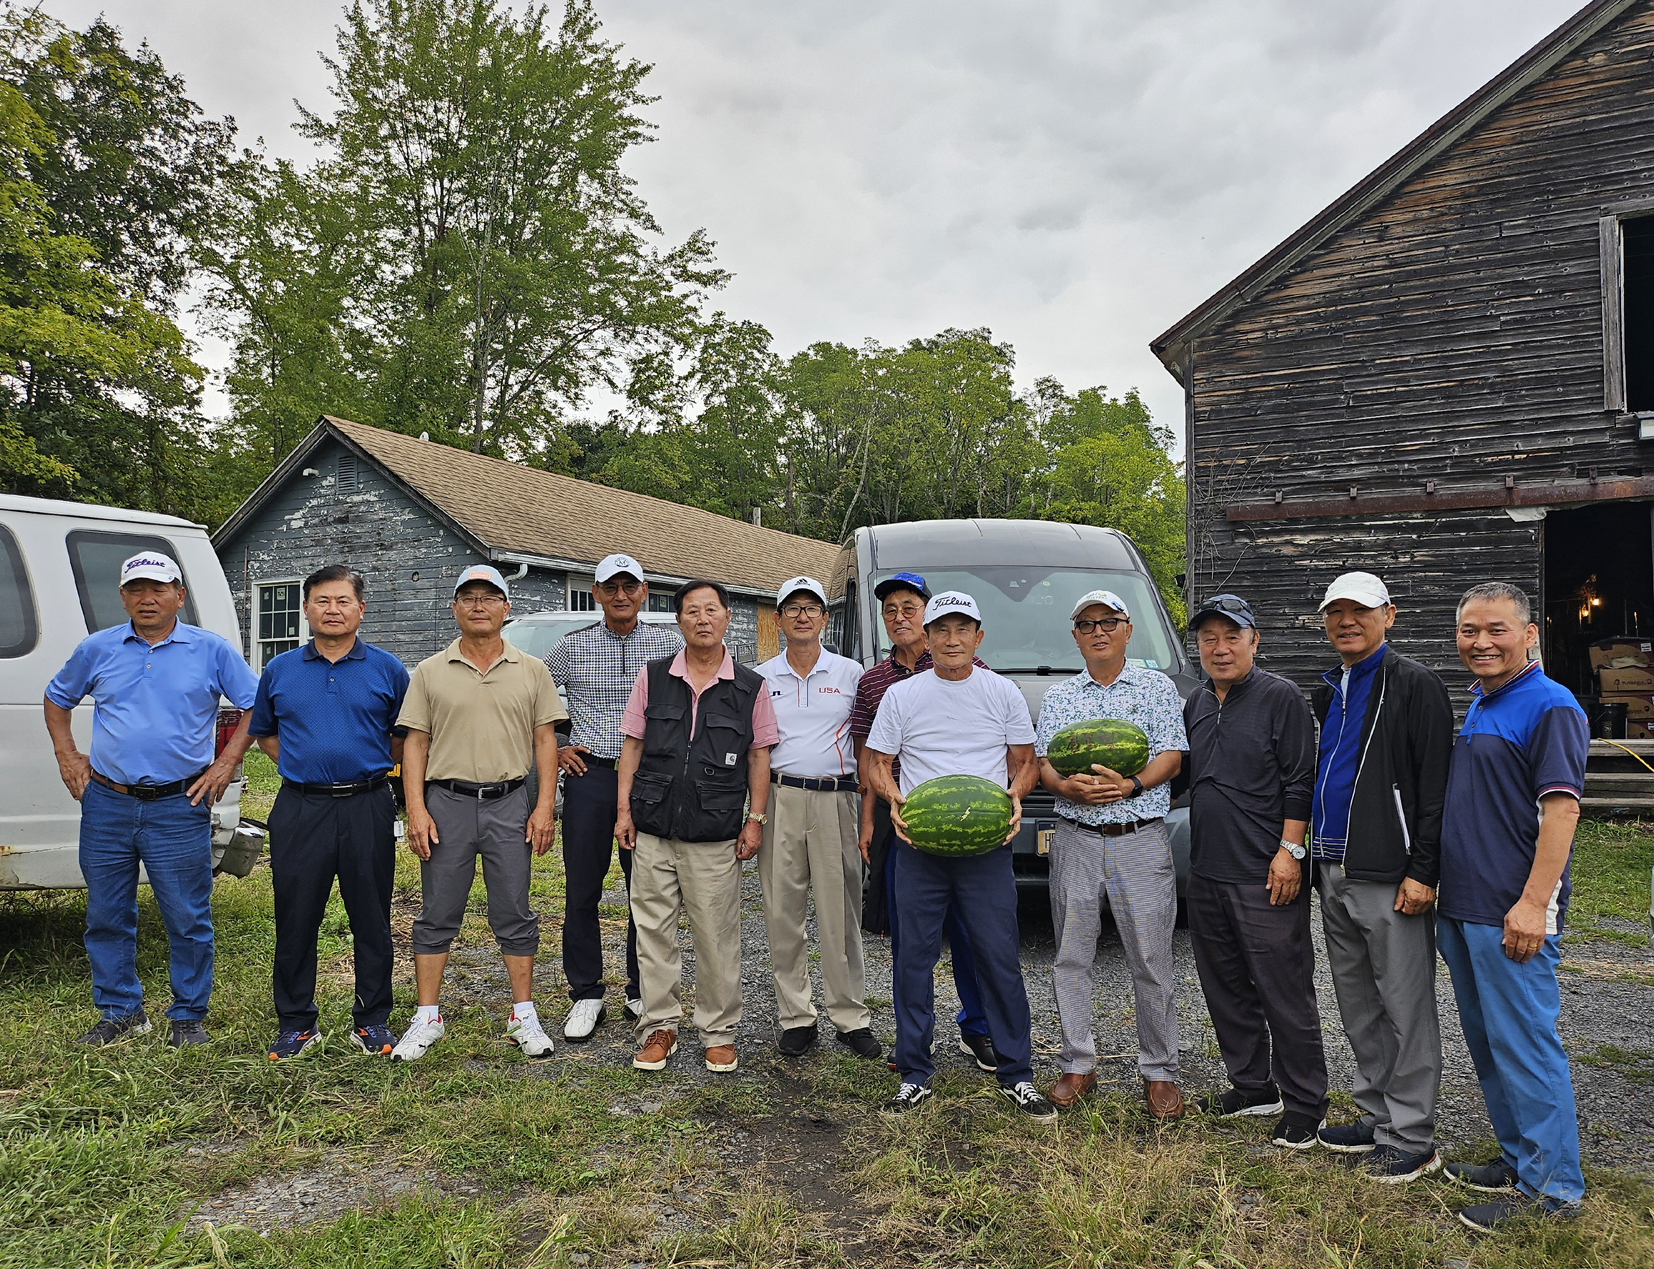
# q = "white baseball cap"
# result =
<box><xmin>1319</xmin><ymin>571</ymin><xmax>1391</xmax><ymax>611</ymax></box>
<box><xmin>1070</xmin><ymin>589</ymin><xmax>1131</xmax><ymax>621</ymax></box>
<box><xmin>120</xmin><ymin>551</ymin><xmax>182</xmax><ymax>586</ymax></box>
<box><xmin>595</xmin><ymin>553</ymin><xmax>644</xmax><ymax>584</ymax></box>
<box><xmin>923</xmin><ymin>590</ymin><xmax>982</xmax><ymax>626</ymax></box>
<box><xmin>776</xmin><ymin>575</ymin><xmax>828</xmax><ymax>608</ymax></box>
<box><xmin>453</xmin><ymin>563</ymin><xmax>511</xmax><ymax>600</ymax></box>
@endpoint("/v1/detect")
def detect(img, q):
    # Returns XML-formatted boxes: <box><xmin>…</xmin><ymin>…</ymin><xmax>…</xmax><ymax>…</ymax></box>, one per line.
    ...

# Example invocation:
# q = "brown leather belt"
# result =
<box><xmin>1077</xmin><ymin>816</ymin><xmax>1164</xmax><ymax>838</ymax></box>
<box><xmin>90</xmin><ymin>769</ymin><xmax>206</xmax><ymax>800</ymax></box>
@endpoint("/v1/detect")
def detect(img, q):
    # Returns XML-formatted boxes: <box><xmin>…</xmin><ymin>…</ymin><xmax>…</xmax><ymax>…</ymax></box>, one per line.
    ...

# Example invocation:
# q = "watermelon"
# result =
<box><xmin>901</xmin><ymin>775</ymin><xmax>1014</xmax><ymax>858</ymax></box>
<box><xmin>1046</xmin><ymin>718</ymin><xmax>1151</xmax><ymax>778</ymax></box>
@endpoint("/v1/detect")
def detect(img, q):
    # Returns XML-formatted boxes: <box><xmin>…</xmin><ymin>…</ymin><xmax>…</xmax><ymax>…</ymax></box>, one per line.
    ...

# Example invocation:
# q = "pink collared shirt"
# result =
<box><xmin>621</xmin><ymin>646</ymin><xmax>779</xmax><ymax>747</ymax></box>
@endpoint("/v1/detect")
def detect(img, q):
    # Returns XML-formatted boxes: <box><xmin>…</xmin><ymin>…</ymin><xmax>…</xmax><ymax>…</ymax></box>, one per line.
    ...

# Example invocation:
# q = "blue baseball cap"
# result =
<box><xmin>1191</xmin><ymin>593</ymin><xmax>1257</xmax><ymax>631</ymax></box>
<box><xmin>874</xmin><ymin>572</ymin><xmax>931</xmax><ymax>602</ymax></box>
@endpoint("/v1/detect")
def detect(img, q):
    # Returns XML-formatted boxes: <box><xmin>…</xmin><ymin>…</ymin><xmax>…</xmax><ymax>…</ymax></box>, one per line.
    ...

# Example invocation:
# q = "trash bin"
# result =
<box><xmin>1591</xmin><ymin>699</ymin><xmax>1629</xmax><ymax>739</ymax></box>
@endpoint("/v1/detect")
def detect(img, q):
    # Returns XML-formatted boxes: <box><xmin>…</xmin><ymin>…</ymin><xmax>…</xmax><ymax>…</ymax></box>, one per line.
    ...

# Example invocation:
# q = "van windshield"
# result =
<box><xmin>870</xmin><ymin>568</ymin><xmax>1179</xmax><ymax>673</ymax></box>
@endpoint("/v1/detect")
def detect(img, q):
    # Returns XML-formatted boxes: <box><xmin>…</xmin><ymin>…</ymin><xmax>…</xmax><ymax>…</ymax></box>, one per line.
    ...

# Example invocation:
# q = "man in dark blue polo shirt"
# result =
<box><xmin>248</xmin><ymin>565</ymin><xmax>410</xmax><ymax>1060</ymax></box>
<box><xmin>1436</xmin><ymin>582</ymin><xmax>1588</xmax><ymax>1233</ymax></box>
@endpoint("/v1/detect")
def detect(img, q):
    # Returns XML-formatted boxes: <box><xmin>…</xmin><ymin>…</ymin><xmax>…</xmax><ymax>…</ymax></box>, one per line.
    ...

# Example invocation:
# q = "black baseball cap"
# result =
<box><xmin>874</xmin><ymin>571</ymin><xmax>931</xmax><ymax>602</ymax></box>
<box><xmin>1190</xmin><ymin>593</ymin><xmax>1257</xmax><ymax>631</ymax></box>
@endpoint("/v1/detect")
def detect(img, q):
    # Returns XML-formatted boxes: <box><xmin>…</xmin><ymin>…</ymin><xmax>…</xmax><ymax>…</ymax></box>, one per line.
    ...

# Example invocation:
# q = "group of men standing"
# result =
<box><xmin>47</xmin><ymin>548</ymin><xmax>1589</xmax><ymax>1235</ymax></box>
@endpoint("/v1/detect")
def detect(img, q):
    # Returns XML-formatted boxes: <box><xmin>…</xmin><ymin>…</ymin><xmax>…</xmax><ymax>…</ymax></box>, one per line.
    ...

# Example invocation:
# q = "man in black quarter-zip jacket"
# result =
<box><xmin>1182</xmin><ymin>594</ymin><xmax>1327</xmax><ymax>1151</ymax></box>
<box><xmin>1308</xmin><ymin>572</ymin><xmax>1453</xmax><ymax>1183</ymax></box>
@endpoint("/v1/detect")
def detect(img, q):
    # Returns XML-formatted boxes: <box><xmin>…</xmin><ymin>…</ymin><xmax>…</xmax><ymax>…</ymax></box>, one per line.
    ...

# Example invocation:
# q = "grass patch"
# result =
<box><xmin>1572</xmin><ymin>818</ymin><xmax>1654</xmax><ymax>924</ymax></box>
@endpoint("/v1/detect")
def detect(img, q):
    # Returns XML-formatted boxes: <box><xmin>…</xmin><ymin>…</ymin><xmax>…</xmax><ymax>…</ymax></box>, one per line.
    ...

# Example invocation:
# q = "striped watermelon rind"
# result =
<box><xmin>1046</xmin><ymin>718</ymin><xmax>1152</xmax><ymax>778</ymax></box>
<box><xmin>902</xmin><ymin>775</ymin><xmax>1013</xmax><ymax>858</ymax></box>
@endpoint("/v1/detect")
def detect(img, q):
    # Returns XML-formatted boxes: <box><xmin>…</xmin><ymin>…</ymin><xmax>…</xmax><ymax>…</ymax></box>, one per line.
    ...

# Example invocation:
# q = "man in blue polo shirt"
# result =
<box><xmin>1437</xmin><ymin>582</ymin><xmax>1588</xmax><ymax>1233</ymax></box>
<box><xmin>44</xmin><ymin>551</ymin><xmax>259</xmax><ymax>1048</ymax></box>
<box><xmin>249</xmin><ymin>565</ymin><xmax>411</xmax><ymax>1061</ymax></box>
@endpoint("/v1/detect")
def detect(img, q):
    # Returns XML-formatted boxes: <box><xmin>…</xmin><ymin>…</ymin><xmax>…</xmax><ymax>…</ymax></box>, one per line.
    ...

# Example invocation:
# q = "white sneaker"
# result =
<box><xmin>507</xmin><ymin>1011</ymin><xmax>555</xmax><ymax>1057</ymax></box>
<box><xmin>563</xmin><ymin>998</ymin><xmax>606</xmax><ymax>1041</ymax></box>
<box><xmin>390</xmin><ymin>1017</ymin><xmax>445</xmax><ymax>1062</ymax></box>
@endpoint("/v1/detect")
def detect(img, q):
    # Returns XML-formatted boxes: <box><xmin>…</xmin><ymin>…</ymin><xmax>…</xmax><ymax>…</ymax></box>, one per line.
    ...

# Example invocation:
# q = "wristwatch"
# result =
<box><xmin>747</xmin><ymin>811</ymin><xmax>768</xmax><ymax>825</ymax></box>
<box><xmin>1128</xmin><ymin>775</ymin><xmax>1144</xmax><ymax>798</ymax></box>
<box><xmin>1280</xmin><ymin>838</ymin><xmax>1307</xmax><ymax>860</ymax></box>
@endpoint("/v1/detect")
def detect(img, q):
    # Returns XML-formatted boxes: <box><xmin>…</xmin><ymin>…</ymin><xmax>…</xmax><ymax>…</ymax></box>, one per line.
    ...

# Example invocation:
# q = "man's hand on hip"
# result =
<box><xmin>187</xmin><ymin>755</ymin><xmax>238</xmax><ymax>808</ymax></box>
<box><xmin>557</xmin><ymin>745</ymin><xmax>590</xmax><ymax>777</ymax></box>
<box><xmin>55</xmin><ymin>750</ymin><xmax>90</xmax><ymax>801</ymax></box>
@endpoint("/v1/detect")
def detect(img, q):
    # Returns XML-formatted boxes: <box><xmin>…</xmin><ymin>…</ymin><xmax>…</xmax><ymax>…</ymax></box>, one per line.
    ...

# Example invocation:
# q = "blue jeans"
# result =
<box><xmin>891</xmin><ymin>841</ymin><xmax>1033</xmax><ymax>1088</ymax></box>
<box><xmin>1437</xmin><ymin>916</ymin><xmax>1584</xmax><ymax>1204</ymax></box>
<box><xmin>79</xmin><ymin>779</ymin><xmax>216</xmax><ymax>1022</ymax></box>
<box><xmin>885</xmin><ymin>836</ymin><xmax>989</xmax><ymax>1037</ymax></box>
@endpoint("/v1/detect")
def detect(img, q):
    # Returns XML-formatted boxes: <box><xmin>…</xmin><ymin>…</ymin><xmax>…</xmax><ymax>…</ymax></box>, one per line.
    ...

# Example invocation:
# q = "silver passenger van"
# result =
<box><xmin>831</xmin><ymin>518</ymin><xmax>1196</xmax><ymax>890</ymax></box>
<box><xmin>0</xmin><ymin>495</ymin><xmax>251</xmax><ymax>889</ymax></box>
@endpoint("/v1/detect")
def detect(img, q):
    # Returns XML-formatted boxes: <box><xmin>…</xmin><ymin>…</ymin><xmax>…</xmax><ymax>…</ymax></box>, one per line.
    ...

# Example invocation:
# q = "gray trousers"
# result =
<box><xmin>412</xmin><ymin>784</ymin><xmax>539</xmax><ymax>957</ymax></box>
<box><xmin>1317</xmin><ymin>863</ymin><xmax>1442</xmax><ymax>1150</ymax></box>
<box><xmin>1049</xmin><ymin>817</ymin><xmax>1179</xmax><ymax>1080</ymax></box>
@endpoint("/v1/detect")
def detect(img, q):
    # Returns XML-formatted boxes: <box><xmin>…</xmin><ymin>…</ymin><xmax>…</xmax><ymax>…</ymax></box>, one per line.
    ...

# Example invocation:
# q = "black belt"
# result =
<box><xmin>771</xmin><ymin>772</ymin><xmax>858</xmax><ymax>793</ymax></box>
<box><xmin>578</xmin><ymin>754</ymin><xmax>618</xmax><ymax>769</ymax></box>
<box><xmin>432</xmin><ymin>778</ymin><xmax>525</xmax><ymax>800</ymax></box>
<box><xmin>90</xmin><ymin>770</ymin><xmax>206</xmax><ymax>800</ymax></box>
<box><xmin>283</xmin><ymin>775</ymin><xmax>390</xmax><ymax>798</ymax></box>
<box><xmin>1076</xmin><ymin>816</ymin><xmax>1164</xmax><ymax>838</ymax></box>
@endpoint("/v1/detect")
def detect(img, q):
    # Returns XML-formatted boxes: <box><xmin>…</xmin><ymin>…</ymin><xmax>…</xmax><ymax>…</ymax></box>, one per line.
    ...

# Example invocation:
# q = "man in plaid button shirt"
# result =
<box><xmin>544</xmin><ymin>553</ymin><xmax>682</xmax><ymax>1041</ymax></box>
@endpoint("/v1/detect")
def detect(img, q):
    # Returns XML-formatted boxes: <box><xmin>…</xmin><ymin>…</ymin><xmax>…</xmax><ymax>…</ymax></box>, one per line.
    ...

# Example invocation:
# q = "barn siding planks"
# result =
<box><xmin>1184</xmin><ymin>4</ymin><xmax>1654</xmax><ymax>701</ymax></box>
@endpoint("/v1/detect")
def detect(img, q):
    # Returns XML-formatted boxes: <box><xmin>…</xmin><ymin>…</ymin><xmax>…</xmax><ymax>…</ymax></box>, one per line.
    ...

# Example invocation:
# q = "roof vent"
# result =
<box><xmin>420</xmin><ymin>431</ymin><xmax>430</xmax><ymax>442</ymax></box>
<box><xmin>337</xmin><ymin>453</ymin><xmax>358</xmax><ymax>493</ymax></box>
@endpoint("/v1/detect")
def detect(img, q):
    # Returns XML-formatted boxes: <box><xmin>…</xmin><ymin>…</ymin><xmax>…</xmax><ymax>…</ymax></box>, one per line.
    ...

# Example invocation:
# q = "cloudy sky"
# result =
<box><xmin>57</xmin><ymin>0</ymin><xmax>1584</xmax><ymax>440</ymax></box>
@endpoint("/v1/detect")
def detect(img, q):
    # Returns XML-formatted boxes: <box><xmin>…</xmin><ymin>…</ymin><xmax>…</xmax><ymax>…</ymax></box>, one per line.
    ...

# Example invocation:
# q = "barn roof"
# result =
<box><xmin>212</xmin><ymin>416</ymin><xmax>843</xmax><ymax>599</ymax></box>
<box><xmin>1149</xmin><ymin>0</ymin><xmax>1640</xmax><ymax>381</ymax></box>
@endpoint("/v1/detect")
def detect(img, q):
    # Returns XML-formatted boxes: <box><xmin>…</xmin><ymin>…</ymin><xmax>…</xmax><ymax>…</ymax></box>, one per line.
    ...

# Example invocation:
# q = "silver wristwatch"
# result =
<box><xmin>1280</xmin><ymin>838</ymin><xmax>1307</xmax><ymax>861</ymax></box>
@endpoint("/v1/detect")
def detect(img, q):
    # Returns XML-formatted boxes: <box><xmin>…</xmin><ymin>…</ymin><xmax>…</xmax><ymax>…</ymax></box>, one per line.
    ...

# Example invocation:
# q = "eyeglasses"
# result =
<box><xmin>781</xmin><ymin>603</ymin><xmax>825</xmax><ymax>619</ymax></box>
<box><xmin>882</xmin><ymin>602</ymin><xmax>924</xmax><ymax>618</ymax></box>
<box><xmin>455</xmin><ymin>593</ymin><xmax>506</xmax><ymax>608</ymax></box>
<box><xmin>1074</xmin><ymin>617</ymin><xmax>1127</xmax><ymax>634</ymax></box>
<box><xmin>597</xmin><ymin>580</ymin><xmax>643</xmax><ymax>596</ymax></box>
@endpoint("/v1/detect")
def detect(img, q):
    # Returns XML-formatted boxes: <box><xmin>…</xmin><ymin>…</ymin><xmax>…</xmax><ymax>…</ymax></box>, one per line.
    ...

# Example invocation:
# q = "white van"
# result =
<box><xmin>0</xmin><ymin>494</ymin><xmax>253</xmax><ymax>889</ymax></box>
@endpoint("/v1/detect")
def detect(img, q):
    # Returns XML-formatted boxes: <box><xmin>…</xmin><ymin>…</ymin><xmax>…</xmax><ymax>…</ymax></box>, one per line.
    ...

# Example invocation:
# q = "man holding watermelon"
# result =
<box><xmin>1035</xmin><ymin>590</ymin><xmax>1188</xmax><ymax>1117</ymax></box>
<box><xmin>863</xmin><ymin>592</ymin><xmax>1055</xmax><ymax>1123</ymax></box>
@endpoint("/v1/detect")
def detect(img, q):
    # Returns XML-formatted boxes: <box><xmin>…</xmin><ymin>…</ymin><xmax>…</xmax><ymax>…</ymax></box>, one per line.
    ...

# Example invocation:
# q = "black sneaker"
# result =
<box><xmin>778</xmin><ymin>1025</ymin><xmax>818</xmax><ymax>1057</ymax></box>
<box><xmin>1362</xmin><ymin>1144</ymin><xmax>1442</xmax><ymax>1183</ymax></box>
<box><xmin>1445</xmin><ymin>1158</ymin><xmax>1521</xmax><ymax>1193</ymax></box>
<box><xmin>268</xmin><ymin>1028</ymin><xmax>324</xmax><ymax>1061</ymax></box>
<box><xmin>1197</xmin><ymin>1085</ymin><xmax>1284</xmax><ymax>1118</ymax></box>
<box><xmin>882</xmin><ymin>1082</ymin><xmax>934</xmax><ymax>1115</ymax></box>
<box><xmin>958</xmin><ymin>1033</ymin><xmax>999</xmax><ymax>1073</ymax></box>
<box><xmin>168</xmin><ymin>1019</ymin><xmax>211</xmax><ymax>1049</ymax></box>
<box><xmin>350</xmin><ymin>1024</ymin><xmax>396</xmax><ymax>1056</ymax></box>
<box><xmin>1457</xmin><ymin>1192</ymin><xmax>1580</xmax><ymax>1234</ymax></box>
<box><xmin>835</xmin><ymin>1028</ymin><xmax>882</xmax><ymax>1060</ymax></box>
<box><xmin>77</xmin><ymin>1008</ymin><xmax>152</xmax><ymax>1046</ymax></box>
<box><xmin>1317</xmin><ymin>1121</ymin><xmax>1376</xmax><ymax>1153</ymax></box>
<box><xmin>1271</xmin><ymin>1112</ymin><xmax>1325</xmax><ymax>1149</ymax></box>
<box><xmin>999</xmin><ymin>1081</ymin><xmax>1059</xmax><ymax>1124</ymax></box>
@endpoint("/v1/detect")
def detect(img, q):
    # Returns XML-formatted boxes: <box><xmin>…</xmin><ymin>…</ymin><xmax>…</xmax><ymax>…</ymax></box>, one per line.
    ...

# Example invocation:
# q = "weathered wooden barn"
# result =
<box><xmin>1152</xmin><ymin>0</ymin><xmax>1654</xmax><ymax>704</ymax></box>
<box><xmin>212</xmin><ymin>417</ymin><xmax>839</xmax><ymax>669</ymax></box>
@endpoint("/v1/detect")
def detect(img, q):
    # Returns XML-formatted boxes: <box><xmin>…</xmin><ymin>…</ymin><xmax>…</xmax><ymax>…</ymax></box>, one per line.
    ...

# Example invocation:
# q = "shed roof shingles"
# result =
<box><xmin>327</xmin><ymin>417</ymin><xmax>841</xmax><ymax>594</ymax></box>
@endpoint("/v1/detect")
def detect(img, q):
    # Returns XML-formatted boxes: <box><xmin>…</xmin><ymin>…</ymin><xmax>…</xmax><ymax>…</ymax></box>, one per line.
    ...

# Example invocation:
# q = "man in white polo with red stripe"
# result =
<box><xmin>755</xmin><ymin>576</ymin><xmax>880</xmax><ymax>1060</ymax></box>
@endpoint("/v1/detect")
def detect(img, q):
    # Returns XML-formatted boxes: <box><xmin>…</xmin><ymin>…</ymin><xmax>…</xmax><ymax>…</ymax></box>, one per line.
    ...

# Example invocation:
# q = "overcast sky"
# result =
<box><xmin>57</xmin><ymin>0</ymin><xmax>1585</xmax><ymax>440</ymax></box>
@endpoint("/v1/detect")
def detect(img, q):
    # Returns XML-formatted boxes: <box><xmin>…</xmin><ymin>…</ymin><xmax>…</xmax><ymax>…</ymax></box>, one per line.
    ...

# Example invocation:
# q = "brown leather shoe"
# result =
<box><xmin>1048</xmin><ymin>1070</ymin><xmax>1097</xmax><ymax>1108</ymax></box>
<box><xmin>1145</xmin><ymin>1078</ymin><xmax>1184</xmax><ymax>1119</ymax></box>
<box><xmin>632</xmin><ymin>1028</ymin><xmax>678</xmax><ymax>1071</ymax></box>
<box><xmin>704</xmin><ymin>1044</ymin><xmax>738</xmax><ymax>1072</ymax></box>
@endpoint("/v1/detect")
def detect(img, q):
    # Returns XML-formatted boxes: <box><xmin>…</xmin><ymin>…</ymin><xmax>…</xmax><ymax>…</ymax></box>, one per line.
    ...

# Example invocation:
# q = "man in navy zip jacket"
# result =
<box><xmin>1308</xmin><ymin>572</ymin><xmax>1453</xmax><ymax>1182</ymax></box>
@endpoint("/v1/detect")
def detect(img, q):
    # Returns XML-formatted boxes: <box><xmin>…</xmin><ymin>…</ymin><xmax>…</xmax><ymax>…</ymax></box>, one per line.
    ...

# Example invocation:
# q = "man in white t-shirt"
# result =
<box><xmin>755</xmin><ymin>576</ymin><xmax>879</xmax><ymax>1061</ymax></box>
<box><xmin>863</xmin><ymin>592</ymin><xmax>1054</xmax><ymax>1124</ymax></box>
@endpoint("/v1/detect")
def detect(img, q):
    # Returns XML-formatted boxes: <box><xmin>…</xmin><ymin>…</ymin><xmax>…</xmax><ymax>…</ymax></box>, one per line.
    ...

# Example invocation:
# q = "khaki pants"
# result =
<box><xmin>757</xmin><ymin>783</ymin><xmax>869</xmax><ymax>1033</ymax></box>
<box><xmin>629</xmin><ymin>831</ymin><xmax>744</xmax><ymax>1047</ymax></box>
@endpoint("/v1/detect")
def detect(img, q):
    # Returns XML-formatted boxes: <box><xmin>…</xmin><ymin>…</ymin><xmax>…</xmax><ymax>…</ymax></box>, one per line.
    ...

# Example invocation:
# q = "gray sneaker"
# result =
<box><xmin>77</xmin><ymin>1008</ymin><xmax>152</xmax><ymax>1046</ymax></box>
<box><xmin>168</xmin><ymin>1019</ymin><xmax>211</xmax><ymax>1048</ymax></box>
<box><xmin>1445</xmin><ymin>1158</ymin><xmax>1521</xmax><ymax>1193</ymax></box>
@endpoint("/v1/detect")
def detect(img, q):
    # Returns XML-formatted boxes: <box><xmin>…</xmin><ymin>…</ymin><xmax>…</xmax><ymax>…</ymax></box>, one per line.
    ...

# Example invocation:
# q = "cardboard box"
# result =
<box><xmin>1630</xmin><ymin>720</ymin><xmax>1653</xmax><ymax>741</ymax></box>
<box><xmin>1600</xmin><ymin>692</ymin><xmax>1654</xmax><ymax>719</ymax></box>
<box><xmin>1590</xmin><ymin>639</ymin><xmax>1654</xmax><ymax>671</ymax></box>
<box><xmin>1599</xmin><ymin>665</ymin><xmax>1654</xmax><ymax>694</ymax></box>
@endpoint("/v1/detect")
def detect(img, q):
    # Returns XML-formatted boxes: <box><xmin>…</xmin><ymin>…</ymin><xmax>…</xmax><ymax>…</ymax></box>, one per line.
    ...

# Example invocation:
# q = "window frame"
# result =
<box><xmin>566</xmin><ymin>573</ymin><xmax>597</xmax><ymax>612</ymax></box>
<box><xmin>0</xmin><ymin>524</ymin><xmax>39</xmax><ymax>658</ymax></box>
<box><xmin>1597</xmin><ymin>198</ymin><xmax>1654</xmax><ymax>413</ymax></box>
<box><xmin>254</xmin><ymin>576</ymin><xmax>308</xmax><ymax>669</ymax></box>
<box><xmin>65</xmin><ymin>529</ymin><xmax>199</xmax><ymax>634</ymax></box>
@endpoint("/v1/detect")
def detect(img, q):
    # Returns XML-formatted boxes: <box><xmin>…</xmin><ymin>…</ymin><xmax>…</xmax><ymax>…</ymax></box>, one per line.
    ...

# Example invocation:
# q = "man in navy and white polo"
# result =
<box><xmin>1436</xmin><ymin>582</ymin><xmax>1588</xmax><ymax>1233</ymax></box>
<box><xmin>44</xmin><ymin>551</ymin><xmax>259</xmax><ymax>1048</ymax></box>
<box><xmin>755</xmin><ymin>575</ymin><xmax>878</xmax><ymax>1060</ymax></box>
<box><xmin>248</xmin><ymin>565</ymin><xmax>410</xmax><ymax>1061</ymax></box>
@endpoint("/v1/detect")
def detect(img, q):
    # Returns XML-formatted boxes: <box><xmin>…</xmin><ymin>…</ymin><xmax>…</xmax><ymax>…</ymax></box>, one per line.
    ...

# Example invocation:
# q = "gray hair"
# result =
<box><xmin>1455</xmin><ymin>582</ymin><xmax>1531</xmax><ymax>626</ymax></box>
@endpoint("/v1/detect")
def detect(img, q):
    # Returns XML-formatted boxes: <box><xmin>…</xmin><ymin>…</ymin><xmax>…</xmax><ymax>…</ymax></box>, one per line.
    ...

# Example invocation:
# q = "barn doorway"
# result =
<box><xmin>1542</xmin><ymin>501</ymin><xmax>1654</xmax><ymax>698</ymax></box>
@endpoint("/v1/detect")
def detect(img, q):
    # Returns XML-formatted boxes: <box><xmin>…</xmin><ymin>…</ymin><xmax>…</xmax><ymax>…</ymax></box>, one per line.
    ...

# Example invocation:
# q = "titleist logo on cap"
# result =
<box><xmin>933</xmin><ymin>596</ymin><xmax>972</xmax><ymax>610</ymax></box>
<box><xmin>128</xmin><ymin>557</ymin><xmax>169</xmax><ymax>570</ymax></box>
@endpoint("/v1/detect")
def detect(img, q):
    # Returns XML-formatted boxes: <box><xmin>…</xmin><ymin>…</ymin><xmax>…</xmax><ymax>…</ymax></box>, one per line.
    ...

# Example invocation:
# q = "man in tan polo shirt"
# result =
<box><xmin>391</xmin><ymin>564</ymin><xmax>567</xmax><ymax>1062</ymax></box>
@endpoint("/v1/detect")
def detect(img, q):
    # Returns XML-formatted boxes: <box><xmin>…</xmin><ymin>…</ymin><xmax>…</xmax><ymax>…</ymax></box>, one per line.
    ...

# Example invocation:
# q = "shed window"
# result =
<box><xmin>567</xmin><ymin>575</ymin><xmax>597</xmax><ymax>612</ymax></box>
<box><xmin>66</xmin><ymin>530</ymin><xmax>198</xmax><ymax>633</ymax></box>
<box><xmin>1623</xmin><ymin>216</ymin><xmax>1654</xmax><ymax>411</ymax></box>
<box><xmin>337</xmin><ymin>453</ymin><xmax>358</xmax><ymax>493</ymax></box>
<box><xmin>0</xmin><ymin>526</ymin><xmax>38</xmax><ymax>658</ymax></box>
<box><xmin>257</xmin><ymin>581</ymin><xmax>304</xmax><ymax>666</ymax></box>
<box><xmin>647</xmin><ymin>592</ymin><xmax>673</xmax><ymax>612</ymax></box>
